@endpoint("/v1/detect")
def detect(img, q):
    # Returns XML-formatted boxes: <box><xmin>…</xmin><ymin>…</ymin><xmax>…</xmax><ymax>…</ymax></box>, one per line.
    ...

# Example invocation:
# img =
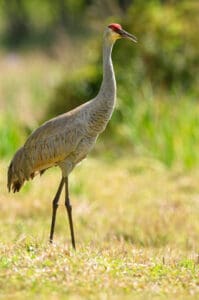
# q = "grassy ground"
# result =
<box><xmin>0</xmin><ymin>48</ymin><xmax>199</xmax><ymax>299</ymax></box>
<box><xmin>0</xmin><ymin>157</ymin><xmax>199</xmax><ymax>299</ymax></box>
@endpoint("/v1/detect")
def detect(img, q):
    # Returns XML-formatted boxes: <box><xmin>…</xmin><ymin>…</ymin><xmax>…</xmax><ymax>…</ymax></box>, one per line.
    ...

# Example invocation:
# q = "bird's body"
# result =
<box><xmin>8</xmin><ymin>34</ymin><xmax>116</xmax><ymax>192</ymax></box>
<box><xmin>8</xmin><ymin>23</ymin><xmax>137</xmax><ymax>248</ymax></box>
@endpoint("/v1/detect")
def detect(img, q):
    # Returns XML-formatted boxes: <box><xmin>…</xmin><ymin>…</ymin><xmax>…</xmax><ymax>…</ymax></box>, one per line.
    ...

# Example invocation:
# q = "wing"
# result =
<box><xmin>24</xmin><ymin>113</ymin><xmax>85</xmax><ymax>171</ymax></box>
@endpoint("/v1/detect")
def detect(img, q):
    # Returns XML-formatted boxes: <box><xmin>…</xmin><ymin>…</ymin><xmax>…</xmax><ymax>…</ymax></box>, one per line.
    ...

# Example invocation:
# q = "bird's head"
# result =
<box><xmin>105</xmin><ymin>23</ymin><xmax>137</xmax><ymax>44</ymax></box>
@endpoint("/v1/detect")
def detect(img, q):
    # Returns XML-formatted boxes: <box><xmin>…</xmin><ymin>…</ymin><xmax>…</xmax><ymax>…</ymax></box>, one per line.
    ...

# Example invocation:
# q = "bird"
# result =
<box><xmin>7</xmin><ymin>23</ymin><xmax>137</xmax><ymax>249</ymax></box>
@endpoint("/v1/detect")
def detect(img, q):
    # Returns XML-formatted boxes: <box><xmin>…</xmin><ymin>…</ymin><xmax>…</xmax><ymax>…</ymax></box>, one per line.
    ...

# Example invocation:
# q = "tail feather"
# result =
<box><xmin>7</xmin><ymin>147</ymin><xmax>30</xmax><ymax>193</ymax></box>
<box><xmin>8</xmin><ymin>147</ymin><xmax>49</xmax><ymax>193</ymax></box>
<box><xmin>7</xmin><ymin>165</ymin><xmax>23</xmax><ymax>193</ymax></box>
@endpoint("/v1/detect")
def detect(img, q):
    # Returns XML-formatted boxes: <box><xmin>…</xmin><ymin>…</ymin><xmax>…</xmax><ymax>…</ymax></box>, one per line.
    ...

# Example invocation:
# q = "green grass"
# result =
<box><xmin>114</xmin><ymin>83</ymin><xmax>199</xmax><ymax>168</ymax></box>
<box><xmin>1</xmin><ymin>158</ymin><xmax>199</xmax><ymax>299</ymax></box>
<box><xmin>0</xmin><ymin>113</ymin><xmax>26</xmax><ymax>158</ymax></box>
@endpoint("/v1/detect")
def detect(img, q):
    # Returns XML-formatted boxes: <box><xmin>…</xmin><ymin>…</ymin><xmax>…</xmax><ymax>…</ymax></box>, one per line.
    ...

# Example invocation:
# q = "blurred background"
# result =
<box><xmin>0</xmin><ymin>0</ymin><xmax>199</xmax><ymax>168</ymax></box>
<box><xmin>0</xmin><ymin>4</ymin><xmax>199</xmax><ymax>294</ymax></box>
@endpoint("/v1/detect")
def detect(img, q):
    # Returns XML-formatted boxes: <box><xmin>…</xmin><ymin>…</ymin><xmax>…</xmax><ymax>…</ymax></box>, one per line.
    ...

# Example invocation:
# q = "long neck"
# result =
<box><xmin>98</xmin><ymin>39</ymin><xmax>116</xmax><ymax>105</ymax></box>
<box><xmin>86</xmin><ymin>37</ymin><xmax>117</xmax><ymax>135</ymax></box>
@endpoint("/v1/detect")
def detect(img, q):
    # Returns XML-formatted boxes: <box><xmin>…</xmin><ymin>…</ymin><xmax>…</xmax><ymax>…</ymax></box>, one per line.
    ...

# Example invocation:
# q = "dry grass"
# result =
<box><xmin>0</xmin><ymin>157</ymin><xmax>199</xmax><ymax>299</ymax></box>
<box><xmin>0</xmin><ymin>48</ymin><xmax>198</xmax><ymax>299</ymax></box>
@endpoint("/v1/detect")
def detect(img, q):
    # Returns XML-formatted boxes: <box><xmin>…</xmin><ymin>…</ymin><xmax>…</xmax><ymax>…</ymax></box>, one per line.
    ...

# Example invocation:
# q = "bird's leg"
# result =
<box><xmin>64</xmin><ymin>177</ymin><xmax>76</xmax><ymax>250</ymax></box>
<box><xmin>49</xmin><ymin>178</ymin><xmax>64</xmax><ymax>243</ymax></box>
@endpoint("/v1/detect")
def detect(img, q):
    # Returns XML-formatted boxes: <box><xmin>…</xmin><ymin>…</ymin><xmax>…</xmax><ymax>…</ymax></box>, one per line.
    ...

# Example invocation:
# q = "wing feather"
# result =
<box><xmin>24</xmin><ymin>114</ymin><xmax>85</xmax><ymax>171</ymax></box>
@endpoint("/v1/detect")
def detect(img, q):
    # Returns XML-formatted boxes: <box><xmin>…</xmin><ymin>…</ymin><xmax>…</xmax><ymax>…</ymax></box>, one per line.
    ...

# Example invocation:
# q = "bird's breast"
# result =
<box><xmin>87</xmin><ymin>100</ymin><xmax>115</xmax><ymax>135</ymax></box>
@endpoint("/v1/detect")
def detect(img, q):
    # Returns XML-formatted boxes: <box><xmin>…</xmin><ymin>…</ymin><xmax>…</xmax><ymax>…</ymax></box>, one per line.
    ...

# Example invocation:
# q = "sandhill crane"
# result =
<box><xmin>7</xmin><ymin>24</ymin><xmax>137</xmax><ymax>249</ymax></box>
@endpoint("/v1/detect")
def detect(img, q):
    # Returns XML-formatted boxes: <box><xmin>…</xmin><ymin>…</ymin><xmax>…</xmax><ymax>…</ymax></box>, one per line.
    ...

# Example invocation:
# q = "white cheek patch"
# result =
<box><xmin>109</xmin><ymin>31</ymin><xmax>120</xmax><ymax>42</ymax></box>
<box><xmin>113</xmin><ymin>32</ymin><xmax>120</xmax><ymax>39</ymax></box>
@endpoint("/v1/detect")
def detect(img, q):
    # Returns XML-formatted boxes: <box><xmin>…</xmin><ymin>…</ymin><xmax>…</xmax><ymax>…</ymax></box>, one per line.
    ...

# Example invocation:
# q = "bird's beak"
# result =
<box><xmin>118</xmin><ymin>29</ymin><xmax>137</xmax><ymax>43</ymax></box>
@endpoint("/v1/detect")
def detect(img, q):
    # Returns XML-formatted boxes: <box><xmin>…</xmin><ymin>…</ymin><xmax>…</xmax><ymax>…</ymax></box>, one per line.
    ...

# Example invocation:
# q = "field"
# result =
<box><xmin>0</xmin><ymin>37</ymin><xmax>199</xmax><ymax>299</ymax></box>
<box><xmin>1</xmin><ymin>156</ymin><xmax>199</xmax><ymax>299</ymax></box>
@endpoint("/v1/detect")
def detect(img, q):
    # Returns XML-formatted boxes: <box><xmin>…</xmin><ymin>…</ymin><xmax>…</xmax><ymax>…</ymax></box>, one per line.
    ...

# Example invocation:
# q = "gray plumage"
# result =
<box><xmin>8</xmin><ymin>25</ymin><xmax>137</xmax><ymax>193</ymax></box>
<box><xmin>7</xmin><ymin>24</ymin><xmax>137</xmax><ymax>248</ymax></box>
<box><xmin>8</xmin><ymin>28</ymin><xmax>118</xmax><ymax>192</ymax></box>
<box><xmin>8</xmin><ymin>40</ymin><xmax>115</xmax><ymax>192</ymax></box>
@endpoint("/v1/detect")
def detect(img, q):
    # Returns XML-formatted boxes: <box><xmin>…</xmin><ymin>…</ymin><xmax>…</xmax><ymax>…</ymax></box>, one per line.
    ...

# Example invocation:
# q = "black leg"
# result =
<box><xmin>64</xmin><ymin>177</ymin><xmax>76</xmax><ymax>250</ymax></box>
<box><xmin>49</xmin><ymin>178</ymin><xmax>64</xmax><ymax>243</ymax></box>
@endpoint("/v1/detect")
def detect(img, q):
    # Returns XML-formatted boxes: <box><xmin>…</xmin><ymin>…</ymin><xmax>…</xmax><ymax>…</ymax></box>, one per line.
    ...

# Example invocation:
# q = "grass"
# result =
<box><xmin>0</xmin><ymin>49</ymin><xmax>199</xmax><ymax>299</ymax></box>
<box><xmin>0</xmin><ymin>158</ymin><xmax>199</xmax><ymax>299</ymax></box>
<box><xmin>114</xmin><ymin>83</ymin><xmax>199</xmax><ymax>168</ymax></box>
<box><xmin>0</xmin><ymin>113</ymin><xmax>26</xmax><ymax>157</ymax></box>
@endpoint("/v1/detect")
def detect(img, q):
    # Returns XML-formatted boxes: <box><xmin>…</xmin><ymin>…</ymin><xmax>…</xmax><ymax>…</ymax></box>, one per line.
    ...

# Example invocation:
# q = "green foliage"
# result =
<box><xmin>0</xmin><ymin>114</ymin><xmax>25</xmax><ymax>158</ymax></box>
<box><xmin>117</xmin><ymin>0</ymin><xmax>199</xmax><ymax>92</ymax></box>
<box><xmin>0</xmin><ymin>0</ymin><xmax>89</xmax><ymax>48</ymax></box>
<box><xmin>115</xmin><ymin>85</ymin><xmax>199</xmax><ymax>168</ymax></box>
